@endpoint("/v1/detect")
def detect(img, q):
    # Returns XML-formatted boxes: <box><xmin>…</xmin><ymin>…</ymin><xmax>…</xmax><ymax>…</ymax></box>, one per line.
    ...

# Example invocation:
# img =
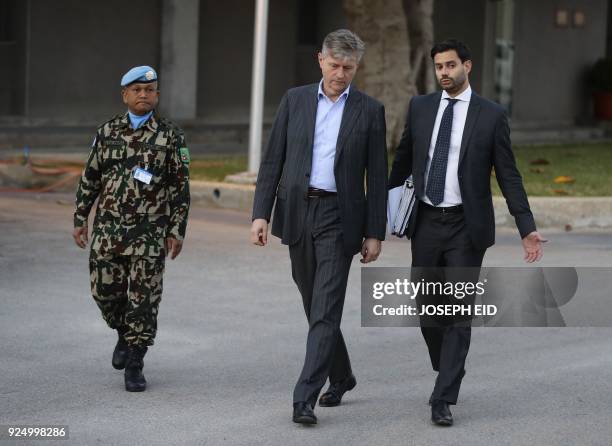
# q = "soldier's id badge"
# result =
<box><xmin>133</xmin><ymin>167</ymin><xmax>153</xmax><ymax>185</ymax></box>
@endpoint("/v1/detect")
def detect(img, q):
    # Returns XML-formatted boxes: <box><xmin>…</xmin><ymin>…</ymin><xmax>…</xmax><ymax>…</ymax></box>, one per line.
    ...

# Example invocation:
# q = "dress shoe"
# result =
<box><xmin>112</xmin><ymin>331</ymin><xmax>129</xmax><ymax>370</ymax></box>
<box><xmin>431</xmin><ymin>400</ymin><xmax>453</xmax><ymax>426</ymax></box>
<box><xmin>319</xmin><ymin>374</ymin><xmax>356</xmax><ymax>407</ymax></box>
<box><xmin>292</xmin><ymin>402</ymin><xmax>317</xmax><ymax>424</ymax></box>
<box><xmin>124</xmin><ymin>346</ymin><xmax>148</xmax><ymax>392</ymax></box>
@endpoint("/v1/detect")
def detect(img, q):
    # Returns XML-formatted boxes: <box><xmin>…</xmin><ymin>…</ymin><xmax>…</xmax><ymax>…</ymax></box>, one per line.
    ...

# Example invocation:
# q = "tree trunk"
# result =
<box><xmin>342</xmin><ymin>0</ymin><xmax>435</xmax><ymax>149</ymax></box>
<box><xmin>343</xmin><ymin>0</ymin><xmax>416</xmax><ymax>149</ymax></box>
<box><xmin>403</xmin><ymin>0</ymin><xmax>436</xmax><ymax>94</ymax></box>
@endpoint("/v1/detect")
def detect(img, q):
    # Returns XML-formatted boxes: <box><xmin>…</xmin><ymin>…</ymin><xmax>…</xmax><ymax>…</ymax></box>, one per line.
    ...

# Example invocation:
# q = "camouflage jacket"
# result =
<box><xmin>74</xmin><ymin>112</ymin><xmax>190</xmax><ymax>257</ymax></box>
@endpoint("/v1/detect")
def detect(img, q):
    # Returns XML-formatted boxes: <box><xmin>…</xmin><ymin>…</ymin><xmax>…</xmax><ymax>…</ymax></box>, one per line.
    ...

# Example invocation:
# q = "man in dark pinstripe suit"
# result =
<box><xmin>250</xmin><ymin>29</ymin><xmax>388</xmax><ymax>425</ymax></box>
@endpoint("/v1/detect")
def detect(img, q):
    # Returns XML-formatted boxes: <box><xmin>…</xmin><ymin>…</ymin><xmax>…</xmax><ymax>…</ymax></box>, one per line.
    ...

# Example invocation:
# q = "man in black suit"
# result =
<box><xmin>251</xmin><ymin>29</ymin><xmax>387</xmax><ymax>425</ymax></box>
<box><xmin>388</xmin><ymin>39</ymin><xmax>546</xmax><ymax>426</ymax></box>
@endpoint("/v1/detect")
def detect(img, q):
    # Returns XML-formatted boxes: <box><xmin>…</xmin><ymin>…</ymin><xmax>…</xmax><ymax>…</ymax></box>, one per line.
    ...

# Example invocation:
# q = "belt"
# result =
<box><xmin>306</xmin><ymin>187</ymin><xmax>337</xmax><ymax>198</ymax></box>
<box><xmin>420</xmin><ymin>200</ymin><xmax>464</xmax><ymax>213</ymax></box>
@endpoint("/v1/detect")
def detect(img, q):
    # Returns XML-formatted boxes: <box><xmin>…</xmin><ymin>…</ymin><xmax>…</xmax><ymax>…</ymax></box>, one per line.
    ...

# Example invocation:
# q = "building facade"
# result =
<box><xmin>0</xmin><ymin>0</ymin><xmax>609</xmax><ymax>139</ymax></box>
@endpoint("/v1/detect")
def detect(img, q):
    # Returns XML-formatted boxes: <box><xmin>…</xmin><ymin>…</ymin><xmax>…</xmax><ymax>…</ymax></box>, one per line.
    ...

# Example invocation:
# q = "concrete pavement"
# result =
<box><xmin>1</xmin><ymin>193</ymin><xmax>612</xmax><ymax>445</ymax></box>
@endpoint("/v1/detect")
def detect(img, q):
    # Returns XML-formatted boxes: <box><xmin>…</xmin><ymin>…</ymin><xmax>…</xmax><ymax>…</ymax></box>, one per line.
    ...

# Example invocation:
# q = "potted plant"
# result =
<box><xmin>588</xmin><ymin>58</ymin><xmax>612</xmax><ymax>121</ymax></box>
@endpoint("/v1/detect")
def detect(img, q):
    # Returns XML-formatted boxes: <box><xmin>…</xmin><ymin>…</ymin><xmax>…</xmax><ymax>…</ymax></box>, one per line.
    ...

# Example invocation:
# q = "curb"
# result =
<box><xmin>190</xmin><ymin>180</ymin><xmax>255</xmax><ymax>212</ymax></box>
<box><xmin>191</xmin><ymin>181</ymin><xmax>612</xmax><ymax>230</ymax></box>
<box><xmin>494</xmin><ymin>197</ymin><xmax>612</xmax><ymax>230</ymax></box>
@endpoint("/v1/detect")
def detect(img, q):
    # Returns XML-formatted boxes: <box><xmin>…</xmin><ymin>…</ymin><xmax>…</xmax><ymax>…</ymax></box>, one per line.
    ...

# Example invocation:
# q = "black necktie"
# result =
<box><xmin>426</xmin><ymin>98</ymin><xmax>459</xmax><ymax>206</ymax></box>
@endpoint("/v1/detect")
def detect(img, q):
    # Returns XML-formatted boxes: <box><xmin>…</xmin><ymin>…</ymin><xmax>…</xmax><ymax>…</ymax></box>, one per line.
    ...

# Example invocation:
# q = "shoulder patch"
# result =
<box><xmin>179</xmin><ymin>147</ymin><xmax>190</xmax><ymax>164</ymax></box>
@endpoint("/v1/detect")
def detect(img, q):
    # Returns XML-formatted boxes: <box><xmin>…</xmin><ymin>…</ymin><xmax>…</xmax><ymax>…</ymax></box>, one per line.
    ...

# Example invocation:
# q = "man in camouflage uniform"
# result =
<box><xmin>72</xmin><ymin>66</ymin><xmax>190</xmax><ymax>392</ymax></box>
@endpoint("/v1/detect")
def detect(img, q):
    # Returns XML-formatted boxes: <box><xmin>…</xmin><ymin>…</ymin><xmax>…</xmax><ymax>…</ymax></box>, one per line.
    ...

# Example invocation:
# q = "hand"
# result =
<box><xmin>250</xmin><ymin>219</ymin><xmax>268</xmax><ymax>246</ymax></box>
<box><xmin>521</xmin><ymin>231</ymin><xmax>547</xmax><ymax>263</ymax></box>
<box><xmin>360</xmin><ymin>238</ymin><xmax>381</xmax><ymax>264</ymax></box>
<box><xmin>165</xmin><ymin>237</ymin><xmax>183</xmax><ymax>260</ymax></box>
<box><xmin>73</xmin><ymin>225</ymin><xmax>88</xmax><ymax>249</ymax></box>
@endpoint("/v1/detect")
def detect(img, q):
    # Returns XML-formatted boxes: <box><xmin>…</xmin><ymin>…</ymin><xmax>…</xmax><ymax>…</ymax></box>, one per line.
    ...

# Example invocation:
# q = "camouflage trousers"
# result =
<box><xmin>89</xmin><ymin>254</ymin><xmax>165</xmax><ymax>347</ymax></box>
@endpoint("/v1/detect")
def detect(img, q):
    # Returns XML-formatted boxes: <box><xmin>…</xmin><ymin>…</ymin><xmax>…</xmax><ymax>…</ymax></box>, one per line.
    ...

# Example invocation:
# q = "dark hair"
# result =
<box><xmin>430</xmin><ymin>39</ymin><xmax>472</xmax><ymax>62</ymax></box>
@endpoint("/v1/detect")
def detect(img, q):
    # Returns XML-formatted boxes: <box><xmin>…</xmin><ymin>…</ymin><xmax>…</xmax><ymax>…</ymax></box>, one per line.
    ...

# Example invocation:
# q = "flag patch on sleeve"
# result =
<box><xmin>179</xmin><ymin>147</ymin><xmax>190</xmax><ymax>164</ymax></box>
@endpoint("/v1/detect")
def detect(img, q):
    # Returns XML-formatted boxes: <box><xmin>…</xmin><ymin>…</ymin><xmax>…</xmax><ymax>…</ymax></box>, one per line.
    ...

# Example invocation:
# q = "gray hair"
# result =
<box><xmin>321</xmin><ymin>29</ymin><xmax>365</xmax><ymax>62</ymax></box>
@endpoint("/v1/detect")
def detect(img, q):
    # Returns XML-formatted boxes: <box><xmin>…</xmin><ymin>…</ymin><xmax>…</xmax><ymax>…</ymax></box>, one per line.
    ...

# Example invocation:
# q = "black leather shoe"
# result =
<box><xmin>431</xmin><ymin>400</ymin><xmax>453</xmax><ymax>426</ymax></box>
<box><xmin>124</xmin><ymin>346</ymin><xmax>148</xmax><ymax>392</ymax></box>
<box><xmin>319</xmin><ymin>374</ymin><xmax>356</xmax><ymax>407</ymax></box>
<box><xmin>112</xmin><ymin>332</ymin><xmax>129</xmax><ymax>370</ymax></box>
<box><xmin>292</xmin><ymin>402</ymin><xmax>317</xmax><ymax>424</ymax></box>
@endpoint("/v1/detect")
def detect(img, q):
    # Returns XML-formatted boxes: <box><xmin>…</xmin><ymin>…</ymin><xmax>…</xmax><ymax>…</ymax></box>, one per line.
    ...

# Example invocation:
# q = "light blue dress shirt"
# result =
<box><xmin>128</xmin><ymin>110</ymin><xmax>153</xmax><ymax>129</ymax></box>
<box><xmin>309</xmin><ymin>80</ymin><xmax>350</xmax><ymax>192</ymax></box>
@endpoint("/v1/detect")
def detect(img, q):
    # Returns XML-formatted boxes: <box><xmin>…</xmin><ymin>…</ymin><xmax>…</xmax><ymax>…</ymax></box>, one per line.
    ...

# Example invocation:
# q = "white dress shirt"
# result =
<box><xmin>423</xmin><ymin>85</ymin><xmax>472</xmax><ymax>207</ymax></box>
<box><xmin>309</xmin><ymin>80</ymin><xmax>350</xmax><ymax>192</ymax></box>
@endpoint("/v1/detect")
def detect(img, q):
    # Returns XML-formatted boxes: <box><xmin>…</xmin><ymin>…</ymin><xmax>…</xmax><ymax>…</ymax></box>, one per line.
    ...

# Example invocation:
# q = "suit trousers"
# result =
<box><xmin>411</xmin><ymin>201</ymin><xmax>486</xmax><ymax>404</ymax></box>
<box><xmin>289</xmin><ymin>194</ymin><xmax>354</xmax><ymax>406</ymax></box>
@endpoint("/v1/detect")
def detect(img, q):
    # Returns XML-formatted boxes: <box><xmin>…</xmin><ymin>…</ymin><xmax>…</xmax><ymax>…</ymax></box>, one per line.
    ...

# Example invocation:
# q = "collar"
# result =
<box><xmin>118</xmin><ymin>112</ymin><xmax>130</xmax><ymax>129</ymax></box>
<box><xmin>442</xmin><ymin>85</ymin><xmax>472</xmax><ymax>102</ymax></box>
<box><xmin>317</xmin><ymin>79</ymin><xmax>351</xmax><ymax>102</ymax></box>
<box><xmin>121</xmin><ymin>110</ymin><xmax>158</xmax><ymax>131</ymax></box>
<box><xmin>144</xmin><ymin>112</ymin><xmax>159</xmax><ymax>131</ymax></box>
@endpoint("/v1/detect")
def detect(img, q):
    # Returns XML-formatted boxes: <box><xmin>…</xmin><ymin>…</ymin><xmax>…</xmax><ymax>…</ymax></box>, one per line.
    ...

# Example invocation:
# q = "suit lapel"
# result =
<box><xmin>334</xmin><ymin>89</ymin><xmax>362</xmax><ymax>169</ymax></box>
<box><xmin>459</xmin><ymin>93</ymin><xmax>481</xmax><ymax>166</ymax></box>
<box><xmin>419</xmin><ymin>92</ymin><xmax>442</xmax><ymax>172</ymax></box>
<box><xmin>304</xmin><ymin>84</ymin><xmax>319</xmax><ymax>149</ymax></box>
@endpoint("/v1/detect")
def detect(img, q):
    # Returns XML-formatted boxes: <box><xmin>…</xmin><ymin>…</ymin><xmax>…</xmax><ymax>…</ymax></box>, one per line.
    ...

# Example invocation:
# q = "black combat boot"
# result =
<box><xmin>112</xmin><ymin>329</ymin><xmax>129</xmax><ymax>370</ymax></box>
<box><xmin>124</xmin><ymin>346</ymin><xmax>148</xmax><ymax>392</ymax></box>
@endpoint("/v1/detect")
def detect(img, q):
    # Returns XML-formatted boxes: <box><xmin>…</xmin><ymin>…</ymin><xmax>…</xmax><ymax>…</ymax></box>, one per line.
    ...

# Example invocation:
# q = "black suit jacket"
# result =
<box><xmin>388</xmin><ymin>91</ymin><xmax>536</xmax><ymax>250</ymax></box>
<box><xmin>252</xmin><ymin>83</ymin><xmax>388</xmax><ymax>256</ymax></box>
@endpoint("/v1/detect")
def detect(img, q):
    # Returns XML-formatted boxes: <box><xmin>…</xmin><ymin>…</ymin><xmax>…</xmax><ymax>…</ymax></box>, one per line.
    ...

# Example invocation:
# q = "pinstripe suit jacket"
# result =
<box><xmin>252</xmin><ymin>83</ymin><xmax>388</xmax><ymax>256</ymax></box>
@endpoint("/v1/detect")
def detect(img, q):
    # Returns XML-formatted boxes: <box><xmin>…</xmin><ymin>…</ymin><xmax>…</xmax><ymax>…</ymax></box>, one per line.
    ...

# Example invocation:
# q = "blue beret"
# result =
<box><xmin>120</xmin><ymin>66</ymin><xmax>157</xmax><ymax>87</ymax></box>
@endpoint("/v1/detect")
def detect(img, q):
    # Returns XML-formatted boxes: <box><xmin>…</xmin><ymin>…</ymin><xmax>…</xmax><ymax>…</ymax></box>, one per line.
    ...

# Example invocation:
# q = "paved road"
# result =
<box><xmin>1</xmin><ymin>193</ymin><xmax>611</xmax><ymax>446</ymax></box>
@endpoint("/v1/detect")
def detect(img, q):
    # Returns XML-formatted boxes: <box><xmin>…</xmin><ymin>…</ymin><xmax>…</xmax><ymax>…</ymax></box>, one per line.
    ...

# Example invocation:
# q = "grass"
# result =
<box><xmin>188</xmin><ymin>154</ymin><xmax>247</xmax><ymax>182</ymax></box>
<box><xmin>385</xmin><ymin>142</ymin><xmax>612</xmax><ymax>197</ymax></box>
<box><xmin>491</xmin><ymin>143</ymin><xmax>612</xmax><ymax>197</ymax></box>
<box><xmin>11</xmin><ymin>143</ymin><xmax>608</xmax><ymax>195</ymax></box>
<box><xmin>188</xmin><ymin>143</ymin><xmax>612</xmax><ymax>195</ymax></box>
